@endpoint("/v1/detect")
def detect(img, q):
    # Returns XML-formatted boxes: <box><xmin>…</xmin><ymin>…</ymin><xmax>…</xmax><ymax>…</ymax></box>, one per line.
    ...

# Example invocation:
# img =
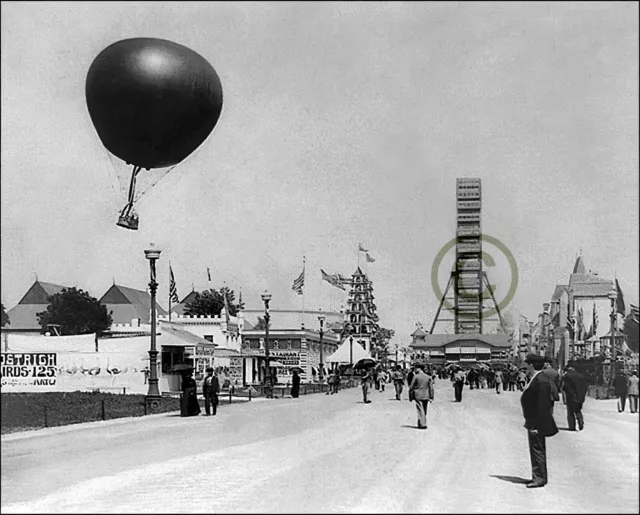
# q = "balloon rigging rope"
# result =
<box><xmin>134</xmin><ymin>164</ymin><xmax>178</xmax><ymax>203</ymax></box>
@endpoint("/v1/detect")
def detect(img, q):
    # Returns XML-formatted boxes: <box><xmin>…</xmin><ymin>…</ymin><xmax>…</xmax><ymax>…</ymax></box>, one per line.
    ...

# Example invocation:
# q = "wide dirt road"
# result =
<box><xmin>2</xmin><ymin>379</ymin><xmax>638</xmax><ymax>514</ymax></box>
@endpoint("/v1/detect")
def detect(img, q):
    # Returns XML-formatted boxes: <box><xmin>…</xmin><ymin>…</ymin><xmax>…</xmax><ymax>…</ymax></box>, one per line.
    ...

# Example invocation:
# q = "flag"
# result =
<box><xmin>292</xmin><ymin>264</ymin><xmax>305</xmax><ymax>295</ymax></box>
<box><xmin>321</xmin><ymin>269</ymin><xmax>345</xmax><ymax>291</ymax></box>
<box><xmin>615</xmin><ymin>278</ymin><xmax>626</xmax><ymax>316</ymax></box>
<box><xmin>362</xmin><ymin>302</ymin><xmax>379</xmax><ymax>322</ymax></box>
<box><xmin>207</xmin><ymin>268</ymin><xmax>211</xmax><ymax>282</ymax></box>
<box><xmin>291</xmin><ymin>258</ymin><xmax>305</xmax><ymax>295</ymax></box>
<box><xmin>358</xmin><ymin>243</ymin><xmax>368</xmax><ymax>253</ymax></box>
<box><xmin>169</xmin><ymin>265</ymin><xmax>179</xmax><ymax>304</ymax></box>
<box><xmin>365</xmin><ymin>252</ymin><xmax>375</xmax><ymax>263</ymax></box>
<box><xmin>335</xmin><ymin>273</ymin><xmax>350</xmax><ymax>285</ymax></box>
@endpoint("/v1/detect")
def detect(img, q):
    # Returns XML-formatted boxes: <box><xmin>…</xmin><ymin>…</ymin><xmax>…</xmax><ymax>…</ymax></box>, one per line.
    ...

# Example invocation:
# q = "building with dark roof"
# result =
<box><xmin>410</xmin><ymin>333</ymin><xmax>512</xmax><ymax>363</ymax></box>
<box><xmin>99</xmin><ymin>284</ymin><xmax>167</xmax><ymax>325</ymax></box>
<box><xmin>2</xmin><ymin>280</ymin><xmax>69</xmax><ymax>334</ymax></box>
<box><xmin>541</xmin><ymin>254</ymin><xmax>618</xmax><ymax>366</ymax></box>
<box><xmin>170</xmin><ymin>291</ymin><xmax>200</xmax><ymax>316</ymax></box>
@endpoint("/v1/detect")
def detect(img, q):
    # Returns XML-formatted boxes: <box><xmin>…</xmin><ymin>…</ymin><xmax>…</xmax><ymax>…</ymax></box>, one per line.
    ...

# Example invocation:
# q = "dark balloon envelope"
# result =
<box><xmin>86</xmin><ymin>38</ymin><xmax>223</xmax><ymax>169</ymax></box>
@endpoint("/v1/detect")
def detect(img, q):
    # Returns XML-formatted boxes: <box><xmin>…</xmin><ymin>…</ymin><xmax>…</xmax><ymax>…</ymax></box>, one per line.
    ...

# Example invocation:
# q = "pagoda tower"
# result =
<box><xmin>344</xmin><ymin>267</ymin><xmax>379</xmax><ymax>353</ymax></box>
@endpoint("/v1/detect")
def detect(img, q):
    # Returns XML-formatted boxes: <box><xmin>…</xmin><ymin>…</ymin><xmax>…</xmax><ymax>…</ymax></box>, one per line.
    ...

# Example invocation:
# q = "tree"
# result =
<box><xmin>253</xmin><ymin>316</ymin><xmax>267</xmax><ymax>331</ymax></box>
<box><xmin>37</xmin><ymin>287</ymin><xmax>112</xmax><ymax>335</ymax></box>
<box><xmin>1</xmin><ymin>303</ymin><xmax>9</xmax><ymax>327</ymax></box>
<box><xmin>184</xmin><ymin>287</ymin><xmax>242</xmax><ymax>317</ymax></box>
<box><xmin>372</xmin><ymin>327</ymin><xmax>395</xmax><ymax>359</ymax></box>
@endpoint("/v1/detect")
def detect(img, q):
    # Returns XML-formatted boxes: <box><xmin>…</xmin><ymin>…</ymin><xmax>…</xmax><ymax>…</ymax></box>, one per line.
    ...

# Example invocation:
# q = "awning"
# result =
<box><xmin>157</xmin><ymin>326</ymin><xmax>218</xmax><ymax>348</ymax></box>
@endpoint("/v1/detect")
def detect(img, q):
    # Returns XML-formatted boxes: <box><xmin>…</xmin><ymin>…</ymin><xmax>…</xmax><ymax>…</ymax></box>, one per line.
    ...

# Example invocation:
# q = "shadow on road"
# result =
<box><xmin>400</xmin><ymin>425</ymin><xmax>421</xmax><ymax>430</ymax></box>
<box><xmin>490</xmin><ymin>475</ymin><xmax>530</xmax><ymax>485</ymax></box>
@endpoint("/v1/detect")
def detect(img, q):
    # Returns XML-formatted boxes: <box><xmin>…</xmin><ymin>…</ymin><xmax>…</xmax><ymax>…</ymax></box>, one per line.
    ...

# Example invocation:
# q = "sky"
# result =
<box><xmin>1</xmin><ymin>1</ymin><xmax>638</xmax><ymax>346</ymax></box>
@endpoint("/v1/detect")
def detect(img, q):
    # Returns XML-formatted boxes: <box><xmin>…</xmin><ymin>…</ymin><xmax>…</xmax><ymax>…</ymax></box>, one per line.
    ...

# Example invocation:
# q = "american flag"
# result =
<box><xmin>291</xmin><ymin>261</ymin><xmax>305</xmax><ymax>295</ymax></box>
<box><xmin>169</xmin><ymin>265</ymin><xmax>179</xmax><ymax>305</ymax></box>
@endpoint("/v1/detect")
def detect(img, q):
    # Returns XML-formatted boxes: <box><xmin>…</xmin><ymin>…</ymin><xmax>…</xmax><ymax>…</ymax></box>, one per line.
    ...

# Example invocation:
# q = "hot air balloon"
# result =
<box><xmin>86</xmin><ymin>38</ymin><xmax>223</xmax><ymax>230</ymax></box>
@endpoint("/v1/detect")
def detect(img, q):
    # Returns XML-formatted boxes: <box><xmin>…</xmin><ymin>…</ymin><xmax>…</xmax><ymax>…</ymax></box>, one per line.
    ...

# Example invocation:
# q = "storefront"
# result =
<box><xmin>241</xmin><ymin>328</ymin><xmax>340</xmax><ymax>384</ymax></box>
<box><xmin>410</xmin><ymin>334</ymin><xmax>512</xmax><ymax>364</ymax></box>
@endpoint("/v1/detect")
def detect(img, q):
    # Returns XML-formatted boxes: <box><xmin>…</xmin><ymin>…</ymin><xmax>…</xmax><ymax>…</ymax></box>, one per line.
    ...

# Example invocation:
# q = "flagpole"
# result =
<box><xmin>168</xmin><ymin>262</ymin><xmax>172</xmax><ymax>323</ymax></box>
<box><xmin>357</xmin><ymin>244</ymin><xmax>360</xmax><ymax>270</ymax></box>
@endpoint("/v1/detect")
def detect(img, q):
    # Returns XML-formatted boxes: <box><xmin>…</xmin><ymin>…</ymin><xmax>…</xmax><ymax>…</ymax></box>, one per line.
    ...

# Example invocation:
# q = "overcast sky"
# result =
<box><xmin>1</xmin><ymin>1</ymin><xmax>638</xmax><ymax>345</ymax></box>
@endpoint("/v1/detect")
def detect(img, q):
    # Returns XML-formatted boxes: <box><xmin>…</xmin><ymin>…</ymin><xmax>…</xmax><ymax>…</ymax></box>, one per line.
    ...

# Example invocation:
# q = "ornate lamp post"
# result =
<box><xmin>144</xmin><ymin>244</ymin><xmax>162</xmax><ymax>412</ymax></box>
<box><xmin>608</xmin><ymin>287</ymin><xmax>618</xmax><ymax>390</ymax></box>
<box><xmin>261</xmin><ymin>290</ymin><xmax>272</xmax><ymax>384</ymax></box>
<box><xmin>318</xmin><ymin>313</ymin><xmax>326</xmax><ymax>383</ymax></box>
<box><xmin>350</xmin><ymin>335</ymin><xmax>354</xmax><ymax>366</ymax></box>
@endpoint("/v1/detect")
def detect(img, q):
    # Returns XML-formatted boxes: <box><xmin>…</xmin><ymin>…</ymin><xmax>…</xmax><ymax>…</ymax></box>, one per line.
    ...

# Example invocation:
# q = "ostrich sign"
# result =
<box><xmin>1</xmin><ymin>353</ymin><xmax>58</xmax><ymax>388</ymax></box>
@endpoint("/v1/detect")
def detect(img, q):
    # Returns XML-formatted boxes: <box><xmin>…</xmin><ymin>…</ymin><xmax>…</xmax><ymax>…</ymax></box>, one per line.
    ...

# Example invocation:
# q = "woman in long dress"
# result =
<box><xmin>291</xmin><ymin>370</ymin><xmax>301</xmax><ymax>398</ymax></box>
<box><xmin>181</xmin><ymin>371</ymin><xmax>201</xmax><ymax>417</ymax></box>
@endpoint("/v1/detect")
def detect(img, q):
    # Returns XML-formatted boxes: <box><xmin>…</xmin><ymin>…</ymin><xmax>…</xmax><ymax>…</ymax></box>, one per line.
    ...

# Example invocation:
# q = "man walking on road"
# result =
<box><xmin>520</xmin><ymin>353</ymin><xmax>558</xmax><ymax>488</ymax></box>
<box><xmin>453</xmin><ymin>366</ymin><xmax>465</xmax><ymax>402</ymax></box>
<box><xmin>409</xmin><ymin>363</ymin><xmax>434</xmax><ymax>429</ymax></box>
<box><xmin>493</xmin><ymin>368</ymin><xmax>504</xmax><ymax>394</ymax></box>
<box><xmin>561</xmin><ymin>366</ymin><xmax>588</xmax><ymax>431</ymax></box>
<box><xmin>614</xmin><ymin>370</ymin><xmax>629</xmax><ymax>412</ymax></box>
<box><xmin>391</xmin><ymin>365</ymin><xmax>405</xmax><ymax>401</ymax></box>
<box><xmin>203</xmin><ymin>367</ymin><xmax>220</xmax><ymax>416</ymax></box>
<box><xmin>628</xmin><ymin>370</ymin><xmax>639</xmax><ymax>413</ymax></box>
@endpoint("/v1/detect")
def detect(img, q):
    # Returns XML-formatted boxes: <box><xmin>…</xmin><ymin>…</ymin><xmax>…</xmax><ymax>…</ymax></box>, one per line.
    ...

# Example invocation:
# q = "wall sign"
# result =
<box><xmin>1</xmin><ymin>353</ymin><xmax>58</xmax><ymax>388</ymax></box>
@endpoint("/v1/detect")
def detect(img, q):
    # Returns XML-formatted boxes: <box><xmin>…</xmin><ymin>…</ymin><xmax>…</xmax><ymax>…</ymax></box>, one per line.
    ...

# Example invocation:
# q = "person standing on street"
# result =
<box><xmin>613</xmin><ymin>370</ymin><xmax>629</xmax><ymax>412</ymax></box>
<box><xmin>391</xmin><ymin>365</ymin><xmax>405</xmax><ymax>401</ymax></box>
<box><xmin>361</xmin><ymin>369</ymin><xmax>373</xmax><ymax>404</ymax></box>
<box><xmin>379</xmin><ymin>368</ymin><xmax>387</xmax><ymax>392</ymax></box>
<box><xmin>409</xmin><ymin>363</ymin><xmax>434</xmax><ymax>429</ymax></box>
<box><xmin>517</xmin><ymin>368</ymin><xmax>527</xmax><ymax>392</ymax></box>
<box><xmin>542</xmin><ymin>360</ymin><xmax>561</xmax><ymax>415</ymax></box>
<box><xmin>202</xmin><ymin>367</ymin><xmax>220</xmax><ymax>416</ymax></box>
<box><xmin>407</xmin><ymin>365</ymin><xmax>416</xmax><ymax>402</ymax></box>
<box><xmin>494</xmin><ymin>368</ymin><xmax>504</xmax><ymax>394</ymax></box>
<box><xmin>628</xmin><ymin>370</ymin><xmax>639</xmax><ymax>413</ymax></box>
<box><xmin>520</xmin><ymin>353</ymin><xmax>558</xmax><ymax>488</ymax></box>
<box><xmin>561</xmin><ymin>366</ymin><xmax>588</xmax><ymax>431</ymax></box>
<box><xmin>453</xmin><ymin>366</ymin><xmax>465</xmax><ymax>402</ymax></box>
<box><xmin>291</xmin><ymin>370</ymin><xmax>301</xmax><ymax>398</ymax></box>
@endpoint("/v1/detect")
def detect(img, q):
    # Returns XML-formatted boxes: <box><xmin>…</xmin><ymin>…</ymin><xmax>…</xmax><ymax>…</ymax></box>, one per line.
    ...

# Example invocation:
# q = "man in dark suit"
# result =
<box><xmin>203</xmin><ymin>367</ymin><xmax>220</xmax><ymax>416</ymax></box>
<box><xmin>520</xmin><ymin>353</ymin><xmax>558</xmax><ymax>488</ymax></box>
<box><xmin>562</xmin><ymin>366</ymin><xmax>588</xmax><ymax>431</ymax></box>
<box><xmin>409</xmin><ymin>363</ymin><xmax>434</xmax><ymax>429</ymax></box>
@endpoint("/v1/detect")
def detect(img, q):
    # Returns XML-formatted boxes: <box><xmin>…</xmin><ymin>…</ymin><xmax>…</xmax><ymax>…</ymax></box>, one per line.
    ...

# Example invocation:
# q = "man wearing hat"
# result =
<box><xmin>409</xmin><ymin>363</ymin><xmax>434</xmax><ymax>429</ymax></box>
<box><xmin>202</xmin><ymin>367</ymin><xmax>220</xmax><ymax>416</ymax></box>
<box><xmin>520</xmin><ymin>353</ymin><xmax>558</xmax><ymax>488</ymax></box>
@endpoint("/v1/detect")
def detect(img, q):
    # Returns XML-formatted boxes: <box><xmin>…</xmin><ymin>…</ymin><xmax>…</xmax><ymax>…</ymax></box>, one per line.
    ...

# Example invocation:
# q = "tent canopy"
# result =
<box><xmin>326</xmin><ymin>338</ymin><xmax>370</xmax><ymax>364</ymax></box>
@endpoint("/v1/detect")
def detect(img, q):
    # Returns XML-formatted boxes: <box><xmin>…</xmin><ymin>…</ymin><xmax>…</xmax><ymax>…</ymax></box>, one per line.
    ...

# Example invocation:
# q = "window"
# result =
<box><xmin>204</xmin><ymin>335</ymin><xmax>214</xmax><ymax>342</ymax></box>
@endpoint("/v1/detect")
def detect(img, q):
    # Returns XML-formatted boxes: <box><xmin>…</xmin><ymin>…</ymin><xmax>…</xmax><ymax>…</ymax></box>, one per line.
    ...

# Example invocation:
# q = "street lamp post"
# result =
<box><xmin>350</xmin><ymin>335</ymin><xmax>354</xmax><ymax>366</ymax></box>
<box><xmin>261</xmin><ymin>290</ymin><xmax>272</xmax><ymax>386</ymax></box>
<box><xmin>318</xmin><ymin>313</ymin><xmax>326</xmax><ymax>383</ymax></box>
<box><xmin>608</xmin><ymin>288</ymin><xmax>618</xmax><ymax>392</ymax></box>
<box><xmin>144</xmin><ymin>244</ymin><xmax>162</xmax><ymax>412</ymax></box>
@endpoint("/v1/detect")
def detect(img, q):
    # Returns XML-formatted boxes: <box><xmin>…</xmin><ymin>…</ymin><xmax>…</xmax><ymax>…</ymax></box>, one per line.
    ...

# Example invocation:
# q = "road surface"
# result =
<box><xmin>2</xmin><ymin>379</ymin><xmax>638</xmax><ymax>513</ymax></box>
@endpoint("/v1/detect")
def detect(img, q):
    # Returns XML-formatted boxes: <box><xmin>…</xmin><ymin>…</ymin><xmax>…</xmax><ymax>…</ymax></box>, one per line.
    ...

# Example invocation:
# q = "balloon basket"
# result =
<box><xmin>117</xmin><ymin>213</ymin><xmax>139</xmax><ymax>231</ymax></box>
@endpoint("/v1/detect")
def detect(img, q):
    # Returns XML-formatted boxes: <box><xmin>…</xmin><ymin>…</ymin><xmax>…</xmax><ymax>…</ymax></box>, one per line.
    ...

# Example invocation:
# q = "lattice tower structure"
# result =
<box><xmin>455</xmin><ymin>178</ymin><xmax>483</xmax><ymax>334</ymax></box>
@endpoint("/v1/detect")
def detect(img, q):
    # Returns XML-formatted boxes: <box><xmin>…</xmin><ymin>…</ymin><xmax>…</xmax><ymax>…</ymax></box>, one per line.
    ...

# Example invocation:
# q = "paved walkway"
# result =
<box><xmin>2</xmin><ymin>380</ymin><xmax>638</xmax><ymax>513</ymax></box>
